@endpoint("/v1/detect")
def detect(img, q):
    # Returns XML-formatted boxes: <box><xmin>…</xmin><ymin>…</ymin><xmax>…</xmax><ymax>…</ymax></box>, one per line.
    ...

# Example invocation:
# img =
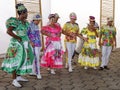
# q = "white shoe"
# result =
<box><xmin>16</xmin><ymin>76</ymin><xmax>28</xmax><ymax>82</ymax></box>
<box><xmin>50</xmin><ymin>69</ymin><xmax>56</xmax><ymax>74</ymax></box>
<box><xmin>84</xmin><ymin>67</ymin><xmax>88</xmax><ymax>70</ymax></box>
<box><xmin>93</xmin><ymin>67</ymin><xmax>97</xmax><ymax>69</ymax></box>
<box><xmin>65</xmin><ymin>63</ymin><xmax>68</xmax><ymax>68</ymax></box>
<box><xmin>68</xmin><ymin>67</ymin><xmax>73</xmax><ymax>72</ymax></box>
<box><xmin>12</xmin><ymin>79</ymin><xmax>21</xmax><ymax>88</ymax></box>
<box><xmin>37</xmin><ymin>74</ymin><xmax>42</xmax><ymax>79</ymax></box>
<box><xmin>29</xmin><ymin>73</ymin><xmax>36</xmax><ymax>76</ymax></box>
<box><xmin>47</xmin><ymin>68</ymin><xmax>50</xmax><ymax>71</ymax></box>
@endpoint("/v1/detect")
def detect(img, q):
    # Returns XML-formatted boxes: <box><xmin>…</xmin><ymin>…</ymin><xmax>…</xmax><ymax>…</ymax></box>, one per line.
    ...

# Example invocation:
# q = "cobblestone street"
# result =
<box><xmin>0</xmin><ymin>49</ymin><xmax>120</xmax><ymax>90</ymax></box>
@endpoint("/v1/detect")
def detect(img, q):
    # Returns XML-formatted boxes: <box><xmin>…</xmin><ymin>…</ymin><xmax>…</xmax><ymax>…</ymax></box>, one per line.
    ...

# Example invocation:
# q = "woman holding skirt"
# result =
<box><xmin>40</xmin><ymin>14</ymin><xmax>64</xmax><ymax>74</ymax></box>
<box><xmin>1</xmin><ymin>3</ymin><xmax>34</xmax><ymax>87</ymax></box>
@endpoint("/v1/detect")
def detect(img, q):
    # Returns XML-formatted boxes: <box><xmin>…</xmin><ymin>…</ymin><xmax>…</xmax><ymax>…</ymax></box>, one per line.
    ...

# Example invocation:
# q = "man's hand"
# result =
<box><xmin>98</xmin><ymin>41</ymin><xmax>102</xmax><ymax>47</ymax></box>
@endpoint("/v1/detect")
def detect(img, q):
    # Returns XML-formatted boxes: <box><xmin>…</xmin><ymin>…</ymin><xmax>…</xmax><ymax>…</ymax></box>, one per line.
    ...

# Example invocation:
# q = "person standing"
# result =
<box><xmin>72</xmin><ymin>16</ymin><xmax>99</xmax><ymax>59</ymax></box>
<box><xmin>27</xmin><ymin>14</ymin><xmax>42</xmax><ymax>79</ymax></box>
<box><xmin>78</xmin><ymin>16</ymin><xmax>100</xmax><ymax>69</ymax></box>
<box><xmin>99</xmin><ymin>17</ymin><xmax>116</xmax><ymax>70</ymax></box>
<box><xmin>62</xmin><ymin>12</ymin><xmax>86</xmax><ymax>72</ymax></box>
<box><xmin>40</xmin><ymin>14</ymin><xmax>64</xmax><ymax>74</ymax></box>
<box><xmin>1</xmin><ymin>3</ymin><xmax>34</xmax><ymax>87</ymax></box>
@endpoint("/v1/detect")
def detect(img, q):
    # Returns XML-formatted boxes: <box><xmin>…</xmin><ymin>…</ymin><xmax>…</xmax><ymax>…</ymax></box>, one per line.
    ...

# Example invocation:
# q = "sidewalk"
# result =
<box><xmin>0</xmin><ymin>48</ymin><xmax>120</xmax><ymax>90</ymax></box>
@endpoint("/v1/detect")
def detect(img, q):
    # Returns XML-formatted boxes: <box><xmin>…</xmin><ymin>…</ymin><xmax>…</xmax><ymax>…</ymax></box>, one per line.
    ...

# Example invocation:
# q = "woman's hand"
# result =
<box><xmin>7</xmin><ymin>26</ymin><xmax>22</xmax><ymax>42</ymax></box>
<box><xmin>98</xmin><ymin>41</ymin><xmax>102</xmax><ymax>47</ymax></box>
<box><xmin>17</xmin><ymin>37</ymin><xmax>22</xmax><ymax>42</ymax></box>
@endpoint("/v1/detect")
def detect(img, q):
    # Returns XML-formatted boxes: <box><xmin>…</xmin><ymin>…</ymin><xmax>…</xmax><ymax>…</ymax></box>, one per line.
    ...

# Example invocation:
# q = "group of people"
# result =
<box><xmin>1</xmin><ymin>3</ymin><xmax>116</xmax><ymax>88</ymax></box>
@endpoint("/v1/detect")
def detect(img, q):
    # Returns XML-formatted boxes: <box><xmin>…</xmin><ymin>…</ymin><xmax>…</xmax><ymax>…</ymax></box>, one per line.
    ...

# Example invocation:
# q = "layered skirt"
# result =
<box><xmin>78</xmin><ymin>43</ymin><xmax>100</xmax><ymax>67</ymax></box>
<box><xmin>1</xmin><ymin>39</ymin><xmax>34</xmax><ymax>75</ymax></box>
<box><xmin>41</xmin><ymin>41</ymin><xmax>64</xmax><ymax>68</ymax></box>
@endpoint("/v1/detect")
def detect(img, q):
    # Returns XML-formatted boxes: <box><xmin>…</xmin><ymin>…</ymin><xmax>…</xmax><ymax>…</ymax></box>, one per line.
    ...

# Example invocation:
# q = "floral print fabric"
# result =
<box><xmin>100</xmin><ymin>25</ymin><xmax>116</xmax><ymax>46</ymax></box>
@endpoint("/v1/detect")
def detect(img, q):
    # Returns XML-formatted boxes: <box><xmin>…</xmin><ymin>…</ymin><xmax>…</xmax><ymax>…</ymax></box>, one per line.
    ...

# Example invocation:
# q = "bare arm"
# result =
<box><xmin>62</xmin><ymin>30</ymin><xmax>71</xmax><ymax>36</ymax></box>
<box><xmin>113</xmin><ymin>34</ymin><xmax>117</xmax><ymax>48</ymax></box>
<box><xmin>41</xmin><ymin>30</ymin><xmax>51</xmax><ymax>37</ymax></box>
<box><xmin>98</xmin><ymin>33</ymin><xmax>102</xmax><ymax>47</ymax></box>
<box><xmin>7</xmin><ymin>26</ymin><xmax>22</xmax><ymax>42</ymax></box>
<box><xmin>94</xmin><ymin>30</ymin><xmax>99</xmax><ymax>37</ymax></box>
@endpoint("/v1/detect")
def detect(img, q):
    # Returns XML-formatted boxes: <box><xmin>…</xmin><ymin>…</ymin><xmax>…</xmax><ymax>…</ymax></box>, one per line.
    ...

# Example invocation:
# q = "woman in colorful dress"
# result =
<box><xmin>27</xmin><ymin>14</ymin><xmax>42</xmax><ymax>79</ymax></box>
<box><xmin>1</xmin><ymin>3</ymin><xmax>34</xmax><ymax>87</ymax></box>
<box><xmin>72</xmin><ymin>16</ymin><xmax>99</xmax><ymax>59</ymax></box>
<box><xmin>40</xmin><ymin>14</ymin><xmax>64</xmax><ymax>74</ymax></box>
<box><xmin>78</xmin><ymin>16</ymin><xmax>99</xmax><ymax>69</ymax></box>
<box><xmin>99</xmin><ymin>17</ymin><xmax>116</xmax><ymax>70</ymax></box>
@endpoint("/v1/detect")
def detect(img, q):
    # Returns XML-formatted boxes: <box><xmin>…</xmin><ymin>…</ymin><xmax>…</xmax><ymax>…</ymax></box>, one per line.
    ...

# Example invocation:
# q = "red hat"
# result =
<box><xmin>89</xmin><ymin>16</ymin><xmax>95</xmax><ymax>21</ymax></box>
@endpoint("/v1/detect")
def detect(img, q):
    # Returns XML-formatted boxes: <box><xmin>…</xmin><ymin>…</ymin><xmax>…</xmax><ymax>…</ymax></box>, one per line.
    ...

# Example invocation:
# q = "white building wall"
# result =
<box><xmin>0</xmin><ymin>0</ymin><xmax>51</xmax><ymax>54</ymax></box>
<box><xmin>115</xmin><ymin>0</ymin><xmax>120</xmax><ymax>48</ymax></box>
<box><xmin>51</xmin><ymin>0</ymin><xmax>100</xmax><ymax>50</ymax></box>
<box><xmin>0</xmin><ymin>0</ymin><xmax>16</xmax><ymax>54</ymax></box>
<box><xmin>0</xmin><ymin>0</ymin><xmax>120</xmax><ymax>54</ymax></box>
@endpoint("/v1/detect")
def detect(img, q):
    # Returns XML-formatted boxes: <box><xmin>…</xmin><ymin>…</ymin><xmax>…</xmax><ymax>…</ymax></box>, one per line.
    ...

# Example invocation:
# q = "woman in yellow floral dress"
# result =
<box><xmin>78</xmin><ymin>17</ymin><xmax>99</xmax><ymax>69</ymax></box>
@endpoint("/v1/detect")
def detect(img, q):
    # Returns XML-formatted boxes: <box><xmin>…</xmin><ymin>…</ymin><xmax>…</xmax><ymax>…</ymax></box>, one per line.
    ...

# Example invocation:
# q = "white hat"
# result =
<box><xmin>69</xmin><ymin>12</ymin><xmax>77</xmax><ymax>19</ymax></box>
<box><xmin>32</xmin><ymin>14</ymin><xmax>42</xmax><ymax>20</ymax></box>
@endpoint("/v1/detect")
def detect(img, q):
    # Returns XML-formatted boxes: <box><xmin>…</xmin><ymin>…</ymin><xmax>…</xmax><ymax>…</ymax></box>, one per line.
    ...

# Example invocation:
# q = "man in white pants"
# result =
<box><xmin>62</xmin><ymin>12</ymin><xmax>85</xmax><ymax>72</ymax></box>
<box><xmin>27</xmin><ymin>14</ymin><xmax>42</xmax><ymax>79</ymax></box>
<box><xmin>99</xmin><ymin>17</ymin><xmax>116</xmax><ymax>70</ymax></box>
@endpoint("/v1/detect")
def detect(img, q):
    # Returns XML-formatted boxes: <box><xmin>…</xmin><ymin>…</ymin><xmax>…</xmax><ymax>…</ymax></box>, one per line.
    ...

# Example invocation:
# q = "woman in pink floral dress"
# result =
<box><xmin>40</xmin><ymin>14</ymin><xmax>64</xmax><ymax>74</ymax></box>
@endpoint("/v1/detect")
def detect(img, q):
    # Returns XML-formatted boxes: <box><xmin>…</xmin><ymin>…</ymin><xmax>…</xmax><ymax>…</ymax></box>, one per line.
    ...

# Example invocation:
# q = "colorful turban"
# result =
<box><xmin>16</xmin><ymin>3</ymin><xmax>26</xmax><ymax>11</ymax></box>
<box><xmin>16</xmin><ymin>3</ymin><xmax>27</xmax><ymax>15</ymax></box>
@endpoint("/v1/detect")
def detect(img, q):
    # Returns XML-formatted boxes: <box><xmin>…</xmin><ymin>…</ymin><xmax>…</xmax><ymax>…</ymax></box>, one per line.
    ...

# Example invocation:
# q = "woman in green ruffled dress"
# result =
<box><xmin>1</xmin><ymin>3</ymin><xmax>34</xmax><ymax>87</ymax></box>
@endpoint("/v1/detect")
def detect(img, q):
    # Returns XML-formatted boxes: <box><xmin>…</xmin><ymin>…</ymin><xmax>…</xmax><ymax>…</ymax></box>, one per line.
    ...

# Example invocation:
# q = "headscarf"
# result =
<box><xmin>16</xmin><ymin>3</ymin><xmax>27</xmax><ymax>15</ymax></box>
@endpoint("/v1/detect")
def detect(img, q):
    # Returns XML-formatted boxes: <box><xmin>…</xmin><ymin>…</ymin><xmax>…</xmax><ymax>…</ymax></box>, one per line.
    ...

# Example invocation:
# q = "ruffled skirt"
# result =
<box><xmin>1</xmin><ymin>40</ymin><xmax>34</xmax><ymax>75</ymax></box>
<box><xmin>78</xmin><ymin>43</ymin><xmax>100</xmax><ymax>67</ymax></box>
<box><xmin>41</xmin><ymin>41</ymin><xmax>64</xmax><ymax>68</ymax></box>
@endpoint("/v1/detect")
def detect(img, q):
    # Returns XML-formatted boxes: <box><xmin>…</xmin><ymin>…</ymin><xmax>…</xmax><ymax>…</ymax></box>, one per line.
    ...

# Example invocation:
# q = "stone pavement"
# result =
<box><xmin>0</xmin><ymin>48</ymin><xmax>120</xmax><ymax>90</ymax></box>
